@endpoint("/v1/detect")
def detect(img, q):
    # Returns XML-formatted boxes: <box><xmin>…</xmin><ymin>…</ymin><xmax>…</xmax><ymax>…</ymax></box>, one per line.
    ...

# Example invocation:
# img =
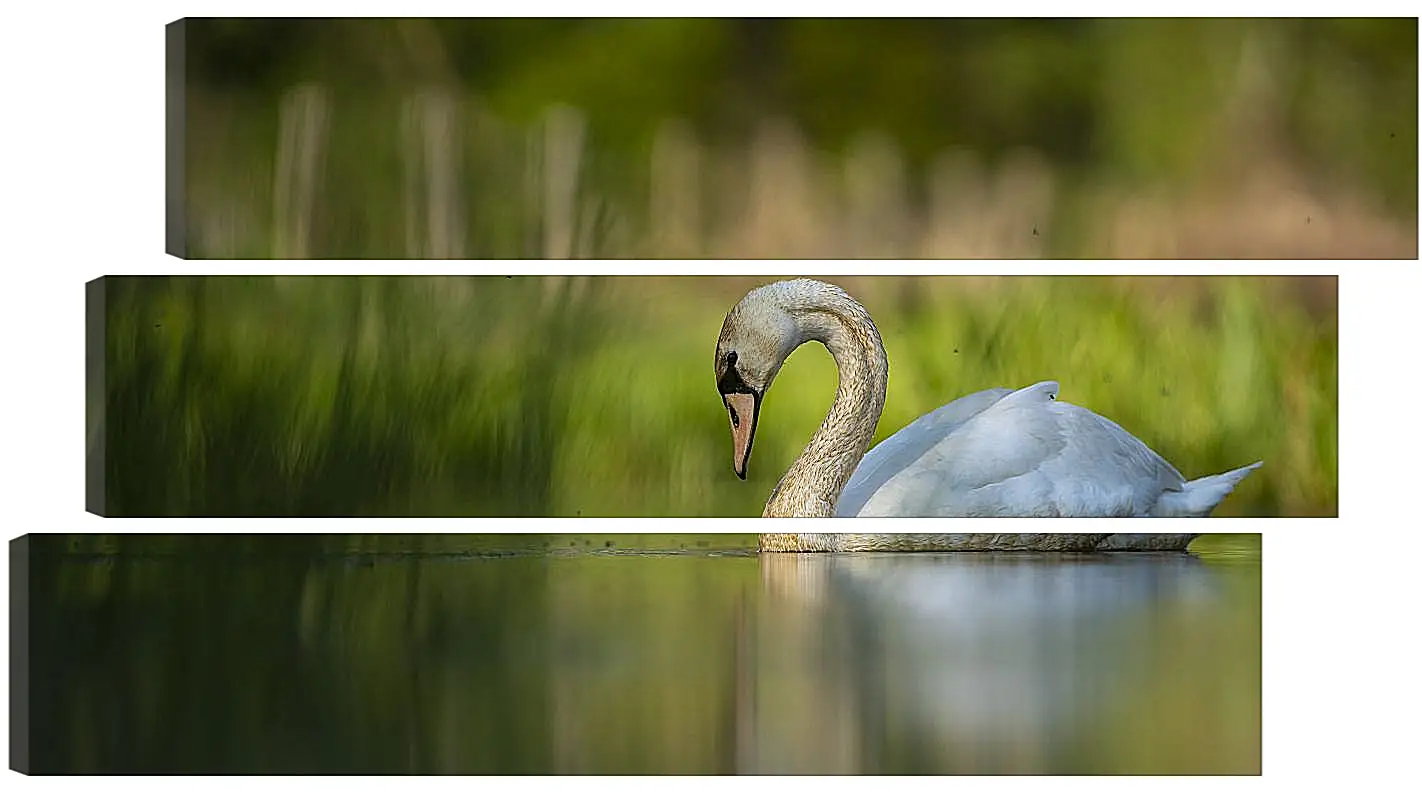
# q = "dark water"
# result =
<box><xmin>18</xmin><ymin>534</ymin><xmax>1260</xmax><ymax>774</ymax></box>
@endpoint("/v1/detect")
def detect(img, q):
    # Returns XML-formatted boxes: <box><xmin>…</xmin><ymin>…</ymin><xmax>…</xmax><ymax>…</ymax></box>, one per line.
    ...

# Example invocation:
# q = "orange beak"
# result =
<box><xmin>723</xmin><ymin>392</ymin><xmax>759</xmax><ymax>479</ymax></box>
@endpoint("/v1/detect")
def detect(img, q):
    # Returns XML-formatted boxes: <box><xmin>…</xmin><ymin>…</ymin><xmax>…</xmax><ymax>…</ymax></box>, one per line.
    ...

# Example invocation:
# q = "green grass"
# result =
<box><xmin>97</xmin><ymin>276</ymin><xmax>1335</xmax><ymax>517</ymax></box>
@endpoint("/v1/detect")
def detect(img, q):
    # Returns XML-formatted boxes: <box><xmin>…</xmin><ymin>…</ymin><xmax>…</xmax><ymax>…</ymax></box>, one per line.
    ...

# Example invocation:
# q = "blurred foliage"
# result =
<box><xmin>95</xmin><ymin>275</ymin><xmax>1336</xmax><ymax>517</ymax></box>
<box><xmin>177</xmin><ymin>18</ymin><xmax>1417</xmax><ymax>258</ymax></box>
<box><xmin>23</xmin><ymin>533</ymin><xmax>1260</xmax><ymax>774</ymax></box>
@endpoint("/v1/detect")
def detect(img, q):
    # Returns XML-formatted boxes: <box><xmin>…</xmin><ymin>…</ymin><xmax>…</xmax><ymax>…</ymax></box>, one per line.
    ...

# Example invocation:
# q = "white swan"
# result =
<box><xmin>713</xmin><ymin>279</ymin><xmax>1262</xmax><ymax>551</ymax></box>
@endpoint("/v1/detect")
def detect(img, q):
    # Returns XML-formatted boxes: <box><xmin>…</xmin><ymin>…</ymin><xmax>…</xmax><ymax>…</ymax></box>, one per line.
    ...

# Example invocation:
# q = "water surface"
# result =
<box><xmin>21</xmin><ymin>534</ymin><xmax>1260</xmax><ymax>774</ymax></box>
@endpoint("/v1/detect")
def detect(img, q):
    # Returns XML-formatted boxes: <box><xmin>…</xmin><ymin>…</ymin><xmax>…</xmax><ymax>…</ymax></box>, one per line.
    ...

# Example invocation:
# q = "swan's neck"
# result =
<box><xmin>762</xmin><ymin>292</ymin><xmax>888</xmax><ymax>518</ymax></box>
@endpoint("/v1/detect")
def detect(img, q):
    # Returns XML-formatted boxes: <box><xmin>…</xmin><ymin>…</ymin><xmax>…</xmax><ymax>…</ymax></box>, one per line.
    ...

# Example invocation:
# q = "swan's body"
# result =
<box><xmin>758</xmin><ymin>534</ymin><xmax>1111</xmax><ymax>552</ymax></box>
<box><xmin>713</xmin><ymin>279</ymin><xmax>1262</xmax><ymax>552</ymax></box>
<box><xmin>757</xmin><ymin>533</ymin><xmax>1205</xmax><ymax>552</ymax></box>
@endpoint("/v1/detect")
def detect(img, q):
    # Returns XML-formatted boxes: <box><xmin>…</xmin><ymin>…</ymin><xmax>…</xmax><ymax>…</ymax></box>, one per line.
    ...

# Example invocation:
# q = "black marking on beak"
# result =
<box><xmin>717</xmin><ymin>355</ymin><xmax>761</xmax><ymax>480</ymax></box>
<box><xmin>717</xmin><ymin>353</ymin><xmax>754</xmax><ymax>397</ymax></box>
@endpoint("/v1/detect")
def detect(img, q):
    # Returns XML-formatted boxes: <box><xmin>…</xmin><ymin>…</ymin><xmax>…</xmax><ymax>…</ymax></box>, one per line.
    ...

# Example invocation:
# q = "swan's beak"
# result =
<box><xmin>723</xmin><ymin>392</ymin><xmax>759</xmax><ymax>480</ymax></box>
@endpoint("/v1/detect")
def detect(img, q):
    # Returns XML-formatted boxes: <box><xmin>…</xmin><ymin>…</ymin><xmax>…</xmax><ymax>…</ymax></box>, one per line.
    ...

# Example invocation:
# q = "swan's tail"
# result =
<box><xmin>1151</xmin><ymin>461</ymin><xmax>1264</xmax><ymax>517</ymax></box>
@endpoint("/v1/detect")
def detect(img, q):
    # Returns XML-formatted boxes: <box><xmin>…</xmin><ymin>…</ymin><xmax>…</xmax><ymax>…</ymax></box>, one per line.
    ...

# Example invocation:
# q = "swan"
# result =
<box><xmin>712</xmin><ymin>279</ymin><xmax>1262</xmax><ymax>552</ymax></box>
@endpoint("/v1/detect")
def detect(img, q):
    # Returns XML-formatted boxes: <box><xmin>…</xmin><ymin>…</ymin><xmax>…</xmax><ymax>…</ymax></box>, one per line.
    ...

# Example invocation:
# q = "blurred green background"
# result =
<box><xmin>175</xmin><ymin>18</ymin><xmax>1417</xmax><ymax>258</ymax></box>
<box><xmin>94</xmin><ymin>275</ymin><xmax>1336</xmax><ymax>517</ymax></box>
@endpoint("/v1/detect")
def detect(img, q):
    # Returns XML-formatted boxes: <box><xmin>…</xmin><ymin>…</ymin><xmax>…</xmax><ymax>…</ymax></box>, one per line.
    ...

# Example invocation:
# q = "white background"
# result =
<box><xmin>2</xmin><ymin>2</ymin><xmax>1420</xmax><ymax>795</ymax></box>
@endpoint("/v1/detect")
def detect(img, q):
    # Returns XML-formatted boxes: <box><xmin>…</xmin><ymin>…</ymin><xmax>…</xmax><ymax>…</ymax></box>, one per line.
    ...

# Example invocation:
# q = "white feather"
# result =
<box><xmin>841</xmin><ymin>380</ymin><xmax>1258</xmax><ymax>518</ymax></box>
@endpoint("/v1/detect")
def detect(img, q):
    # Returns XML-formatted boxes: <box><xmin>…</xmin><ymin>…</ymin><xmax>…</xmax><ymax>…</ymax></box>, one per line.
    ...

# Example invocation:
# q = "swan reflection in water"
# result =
<box><xmin>745</xmin><ymin>548</ymin><xmax>1244</xmax><ymax>774</ymax></box>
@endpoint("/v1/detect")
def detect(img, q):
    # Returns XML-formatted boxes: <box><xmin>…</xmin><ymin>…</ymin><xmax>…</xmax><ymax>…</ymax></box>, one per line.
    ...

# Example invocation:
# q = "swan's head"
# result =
<box><xmin>714</xmin><ymin>283</ymin><xmax>805</xmax><ymax>479</ymax></box>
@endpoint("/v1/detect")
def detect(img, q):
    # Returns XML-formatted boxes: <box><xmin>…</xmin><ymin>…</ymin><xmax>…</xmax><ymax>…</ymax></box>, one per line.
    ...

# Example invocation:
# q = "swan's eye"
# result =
<box><xmin>726</xmin><ymin>351</ymin><xmax>738</xmax><ymax>369</ymax></box>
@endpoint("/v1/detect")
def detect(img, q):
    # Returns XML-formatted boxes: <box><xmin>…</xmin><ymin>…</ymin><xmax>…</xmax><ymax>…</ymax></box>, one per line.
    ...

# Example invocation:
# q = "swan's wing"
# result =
<box><xmin>837</xmin><ymin>387</ymin><xmax>1013</xmax><ymax>516</ymax></box>
<box><xmin>1039</xmin><ymin>400</ymin><xmax>1187</xmax><ymax>515</ymax></box>
<box><xmin>847</xmin><ymin>381</ymin><xmax>1186</xmax><ymax>517</ymax></box>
